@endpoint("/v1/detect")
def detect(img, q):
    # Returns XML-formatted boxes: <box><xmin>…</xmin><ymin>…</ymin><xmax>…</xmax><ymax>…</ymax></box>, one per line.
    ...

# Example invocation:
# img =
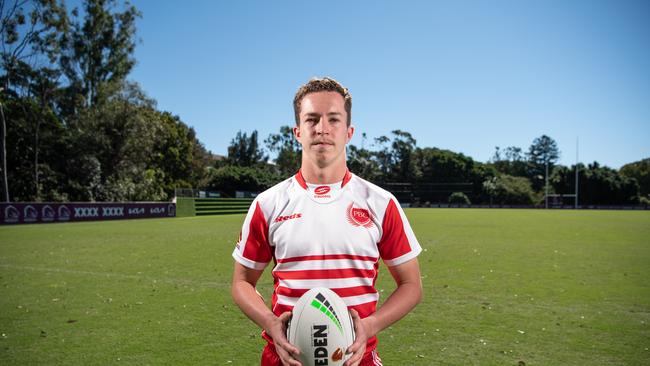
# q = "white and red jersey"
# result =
<box><xmin>232</xmin><ymin>170</ymin><xmax>422</xmax><ymax>353</ymax></box>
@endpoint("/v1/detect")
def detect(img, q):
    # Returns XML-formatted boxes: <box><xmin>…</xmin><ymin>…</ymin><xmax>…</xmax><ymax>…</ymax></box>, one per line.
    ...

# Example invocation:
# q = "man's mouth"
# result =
<box><xmin>312</xmin><ymin>141</ymin><xmax>334</xmax><ymax>146</ymax></box>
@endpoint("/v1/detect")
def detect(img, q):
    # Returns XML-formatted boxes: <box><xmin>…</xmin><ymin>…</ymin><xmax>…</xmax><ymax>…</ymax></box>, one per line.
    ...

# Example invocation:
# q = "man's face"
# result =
<box><xmin>293</xmin><ymin>91</ymin><xmax>354</xmax><ymax>168</ymax></box>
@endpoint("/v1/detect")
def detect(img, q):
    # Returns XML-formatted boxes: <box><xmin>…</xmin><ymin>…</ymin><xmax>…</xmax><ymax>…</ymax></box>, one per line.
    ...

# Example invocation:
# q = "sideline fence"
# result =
<box><xmin>0</xmin><ymin>202</ymin><xmax>176</xmax><ymax>225</ymax></box>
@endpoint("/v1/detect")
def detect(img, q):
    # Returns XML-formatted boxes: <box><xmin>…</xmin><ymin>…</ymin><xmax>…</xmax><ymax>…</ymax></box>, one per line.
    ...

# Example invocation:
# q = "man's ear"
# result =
<box><xmin>346</xmin><ymin>124</ymin><xmax>355</xmax><ymax>143</ymax></box>
<box><xmin>293</xmin><ymin>125</ymin><xmax>301</xmax><ymax>140</ymax></box>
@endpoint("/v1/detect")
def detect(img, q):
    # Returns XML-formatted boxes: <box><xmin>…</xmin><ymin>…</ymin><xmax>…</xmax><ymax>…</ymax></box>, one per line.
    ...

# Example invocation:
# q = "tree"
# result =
<box><xmin>482</xmin><ymin>174</ymin><xmax>536</xmax><ymax>205</ymax></box>
<box><xmin>552</xmin><ymin>162</ymin><xmax>639</xmax><ymax>205</ymax></box>
<box><xmin>265</xmin><ymin>125</ymin><xmax>301</xmax><ymax>176</ymax></box>
<box><xmin>620</xmin><ymin>158</ymin><xmax>650</xmax><ymax>202</ymax></box>
<box><xmin>347</xmin><ymin>143</ymin><xmax>380</xmax><ymax>182</ymax></box>
<box><xmin>389</xmin><ymin>130</ymin><xmax>419</xmax><ymax>182</ymax></box>
<box><xmin>412</xmin><ymin>147</ymin><xmax>489</xmax><ymax>203</ymax></box>
<box><xmin>151</xmin><ymin>110</ymin><xmax>212</xmax><ymax>196</ymax></box>
<box><xmin>59</xmin><ymin>0</ymin><xmax>141</xmax><ymax>113</ymax></box>
<box><xmin>527</xmin><ymin>135</ymin><xmax>560</xmax><ymax>191</ymax></box>
<box><xmin>415</xmin><ymin>147</ymin><xmax>475</xmax><ymax>183</ymax></box>
<box><xmin>61</xmin><ymin>81</ymin><xmax>156</xmax><ymax>201</ymax></box>
<box><xmin>227</xmin><ymin>130</ymin><xmax>267</xmax><ymax>167</ymax></box>
<box><xmin>2</xmin><ymin>92</ymin><xmax>65</xmax><ymax>201</ymax></box>
<box><xmin>371</xmin><ymin>135</ymin><xmax>392</xmax><ymax>179</ymax></box>
<box><xmin>207</xmin><ymin>165</ymin><xmax>282</xmax><ymax>197</ymax></box>
<box><xmin>448</xmin><ymin>192</ymin><xmax>470</xmax><ymax>205</ymax></box>
<box><xmin>1</xmin><ymin>0</ymin><xmax>67</xmax><ymax>201</ymax></box>
<box><xmin>490</xmin><ymin>146</ymin><xmax>527</xmax><ymax>177</ymax></box>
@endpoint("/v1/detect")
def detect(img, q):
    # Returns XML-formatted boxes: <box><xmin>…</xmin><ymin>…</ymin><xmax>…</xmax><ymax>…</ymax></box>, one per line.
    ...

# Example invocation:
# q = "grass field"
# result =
<box><xmin>1</xmin><ymin>209</ymin><xmax>649</xmax><ymax>365</ymax></box>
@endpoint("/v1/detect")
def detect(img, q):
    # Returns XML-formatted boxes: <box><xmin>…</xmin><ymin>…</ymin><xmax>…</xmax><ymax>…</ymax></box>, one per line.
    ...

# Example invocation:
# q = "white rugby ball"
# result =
<box><xmin>287</xmin><ymin>287</ymin><xmax>355</xmax><ymax>365</ymax></box>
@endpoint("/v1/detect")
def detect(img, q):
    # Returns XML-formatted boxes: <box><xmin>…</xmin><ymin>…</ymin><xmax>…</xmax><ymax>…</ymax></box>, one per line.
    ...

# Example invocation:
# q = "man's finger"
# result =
<box><xmin>279</xmin><ymin>340</ymin><xmax>301</xmax><ymax>357</ymax></box>
<box><xmin>276</xmin><ymin>312</ymin><xmax>301</xmax><ymax>356</ymax></box>
<box><xmin>278</xmin><ymin>311</ymin><xmax>293</xmax><ymax>323</ymax></box>
<box><xmin>276</xmin><ymin>346</ymin><xmax>302</xmax><ymax>366</ymax></box>
<box><xmin>349</xmin><ymin>309</ymin><xmax>360</xmax><ymax>322</ymax></box>
<box><xmin>343</xmin><ymin>351</ymin><xmax>363</xmax><ymax>366</ymax></box>
<box><xmin>345</xmin><ymin>339</ymin><xmax>362</xmax><ymax>354</ymax></box>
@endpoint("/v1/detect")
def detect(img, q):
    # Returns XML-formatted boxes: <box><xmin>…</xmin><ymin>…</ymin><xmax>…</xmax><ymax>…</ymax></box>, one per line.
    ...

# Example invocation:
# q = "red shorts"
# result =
<box><xmin>261</xmin><ymin>343</ymin><xmax>383</xmax><ymax>366</ymax></box>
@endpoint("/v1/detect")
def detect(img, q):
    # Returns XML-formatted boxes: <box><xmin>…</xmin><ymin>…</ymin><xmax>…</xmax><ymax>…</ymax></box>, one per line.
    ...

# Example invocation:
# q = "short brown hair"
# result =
<box><xmin>293</xmin><ymin>77</ymin><xmax>352</xmax><ymax>126</ymax></box>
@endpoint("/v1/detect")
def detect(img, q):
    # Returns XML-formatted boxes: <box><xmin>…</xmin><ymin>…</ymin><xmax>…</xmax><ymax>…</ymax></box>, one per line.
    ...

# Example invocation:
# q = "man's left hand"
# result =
<box><xmin>343</xmin><ymin>309</ymin><xmax>374</xmax><ymax>366</ymax></box>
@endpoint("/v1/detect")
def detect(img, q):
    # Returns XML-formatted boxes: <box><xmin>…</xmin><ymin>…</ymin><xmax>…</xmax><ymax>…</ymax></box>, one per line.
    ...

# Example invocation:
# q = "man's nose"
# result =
<box><xmin>316</xmin><ymin>119</ymin><xmax>330</xmax><ymax>135</ymax></box>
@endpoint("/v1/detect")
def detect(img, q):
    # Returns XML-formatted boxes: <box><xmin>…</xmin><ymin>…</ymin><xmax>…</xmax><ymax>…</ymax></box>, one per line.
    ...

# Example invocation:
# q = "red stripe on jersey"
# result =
<box><xmin>377</xmin><ymin>199</ymin><xmax>412</xmax><ymax>262</ymax></box>
<box><xmin>275</xmin><ymin>285</ymin><xmax>377</xmax><ymax>298</ymax></box>
<box><xmin>242</xmin><ymin>202</ymin><xmax>272</xmax><ymax>263</ymax></box>
<box><xmin>276</xmin><ymin>254</ymin><xmax>378</xmax><ymax>263</ymax></box>
<box><xmin>341</xmin><ymin>169</ymin><xmax>352</xmax><ymax>187</ymax></box>
<box><xmin>274</xmin><ymin>268</ymin><xmax>375</xmax><ymax>279</ymax></box>
<box><xmin>294</xmin><ymin>170</ymin><xmax>308</xmax><ymax>190</ymax></box>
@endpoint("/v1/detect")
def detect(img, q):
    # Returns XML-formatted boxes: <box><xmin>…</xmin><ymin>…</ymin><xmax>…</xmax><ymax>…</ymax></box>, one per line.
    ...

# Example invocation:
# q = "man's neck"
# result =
<box><xmin>300</xmin><ymin>160</ymin><xmax>348</xmax><ymax>185</ymax></box>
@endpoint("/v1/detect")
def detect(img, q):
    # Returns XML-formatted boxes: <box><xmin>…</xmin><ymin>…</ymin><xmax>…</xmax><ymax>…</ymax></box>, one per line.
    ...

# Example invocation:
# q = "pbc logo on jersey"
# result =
<box><xmin>274</xmin><ymin>213</ymin><xmax>302</xmax><ymax>223</ymax></box>
<box><xmin>346</xmin><ymin>203</ymin><xmax>374</xmax><ymax>228</ymax></box>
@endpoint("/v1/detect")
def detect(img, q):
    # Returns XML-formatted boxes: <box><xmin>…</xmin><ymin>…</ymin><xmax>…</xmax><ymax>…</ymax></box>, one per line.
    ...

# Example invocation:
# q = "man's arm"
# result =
<box><xmin>231</xmin><ymin>262</ymin><xmax>302</xmax><ymax>365</ymax></box>
<box><xmin>344</xmin><ymin>258</ymin><xmax>422</xmax><ymax>366</ymax></box>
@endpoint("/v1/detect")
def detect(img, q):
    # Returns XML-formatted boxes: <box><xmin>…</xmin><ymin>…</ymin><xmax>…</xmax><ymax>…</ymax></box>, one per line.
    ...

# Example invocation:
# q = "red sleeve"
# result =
<box><xmin>377</xmin><ymin>199</ymin><xmax>412</xmax><ymax>261</ymax></box>
<box><xmin>233</xmin><ymin>201</ymin><xmax>272</xmax><ymax>269</ymax></box>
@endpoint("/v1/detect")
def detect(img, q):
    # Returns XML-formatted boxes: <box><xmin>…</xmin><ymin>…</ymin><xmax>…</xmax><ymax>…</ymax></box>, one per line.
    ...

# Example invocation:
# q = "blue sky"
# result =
<box><xmin>128</xmin><ymin>0</ymin><xmax>649</xmax><ymax>169</ymax></box>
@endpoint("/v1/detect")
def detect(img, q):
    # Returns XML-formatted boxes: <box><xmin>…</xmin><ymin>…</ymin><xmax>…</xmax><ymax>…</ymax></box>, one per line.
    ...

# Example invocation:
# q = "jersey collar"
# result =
<box><xmin>294</xmin><ymin>169</ymin><xmax>353</xmax><ymax>204</ymax></box>
<box><xmin>294</xmin><ymin>169</ymin><xmax>352</xmax><ymax>190</ymax></box>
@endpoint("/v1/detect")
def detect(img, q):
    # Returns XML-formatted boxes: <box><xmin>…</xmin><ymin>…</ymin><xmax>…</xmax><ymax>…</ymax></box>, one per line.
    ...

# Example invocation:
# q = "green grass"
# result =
<box><xmin>1</xmin><ymin>210</ymin><xmax>649</xmax><ymax>365</ymax></box>
<box><xmin>175</xmin><ymin>197</ymin><xmax>195</xmax><ymax>217</ymax></box>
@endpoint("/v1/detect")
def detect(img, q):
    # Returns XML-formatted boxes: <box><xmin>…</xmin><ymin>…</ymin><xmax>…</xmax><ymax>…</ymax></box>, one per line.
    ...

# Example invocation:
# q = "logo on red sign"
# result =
<box><xmin>346</xmin><ymin>203</ymin><xmax>374</xmax><ymax>228</ymax></box>
<box><xmin>314</xmin><ymin>186</ymin><xmax>331</xmax><ymax>195</ymax></box>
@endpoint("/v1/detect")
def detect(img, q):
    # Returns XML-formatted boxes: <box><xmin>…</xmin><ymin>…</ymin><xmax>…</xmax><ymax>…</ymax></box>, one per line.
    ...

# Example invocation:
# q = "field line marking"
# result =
<box><xmin>0</xmin><ymin>263</ymin><xmax>230</xmax><ymax>289</ymax></box>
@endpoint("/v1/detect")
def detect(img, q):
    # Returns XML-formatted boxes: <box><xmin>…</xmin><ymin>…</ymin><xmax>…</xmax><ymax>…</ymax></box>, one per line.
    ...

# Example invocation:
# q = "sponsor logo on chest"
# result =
<box><xmin>313</xmin><ymin>185</ymin><xmax>331</xmax><ymax>199</ymax></box>
<box><xmin>346</xmin><ymin>203</ymin><xmax>374</xmax><ymax>228</ymax></box>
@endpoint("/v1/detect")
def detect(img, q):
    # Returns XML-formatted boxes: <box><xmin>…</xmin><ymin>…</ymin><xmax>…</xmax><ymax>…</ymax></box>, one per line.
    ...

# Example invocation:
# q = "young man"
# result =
<box><xmin>231</xmin><ymin>77</ymin><xmax>422</xmax><ymax>366</ymax></box>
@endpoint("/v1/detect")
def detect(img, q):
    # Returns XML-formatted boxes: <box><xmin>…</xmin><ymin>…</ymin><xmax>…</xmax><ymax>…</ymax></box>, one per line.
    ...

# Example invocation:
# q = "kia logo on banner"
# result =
<box><xmin>150</xmin><ymin>207</ymin><xmax>165</xmax><ymax>214</ymax></box>
<box><xmin>128</xmin><ymin>207</ymin><xmax>145</xmax><ymax>215</ymax></box>
<box><xmin>75</xmin><ymin>207</ymin><xmax>99</xmax><ymax>218</ymax></box>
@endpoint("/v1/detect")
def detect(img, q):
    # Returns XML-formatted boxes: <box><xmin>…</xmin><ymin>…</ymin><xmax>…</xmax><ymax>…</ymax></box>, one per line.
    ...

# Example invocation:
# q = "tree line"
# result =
<box><xmin>221</xmin><ymin>129</ymin><xmax>649</xmax><ymax>206</ymax></box>
<box><xmin>2</xmin><ymin>1</ymin><xmax>647</xmax><ymax>206</ymax></box>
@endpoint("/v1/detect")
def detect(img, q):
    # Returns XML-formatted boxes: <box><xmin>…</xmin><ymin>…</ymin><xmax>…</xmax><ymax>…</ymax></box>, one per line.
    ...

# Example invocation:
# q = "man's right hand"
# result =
<box><xmin>266</xmin><ymin>311</ymin><xmax>302</xmax><ymax>366</ymax></box>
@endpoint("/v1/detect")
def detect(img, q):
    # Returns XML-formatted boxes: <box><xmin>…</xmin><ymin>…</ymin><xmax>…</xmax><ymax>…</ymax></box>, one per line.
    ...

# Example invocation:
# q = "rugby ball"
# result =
<box><xmin>287</xmin><ymin>287</ymin><xmax>355</xmax><ymax>365</ymax></box>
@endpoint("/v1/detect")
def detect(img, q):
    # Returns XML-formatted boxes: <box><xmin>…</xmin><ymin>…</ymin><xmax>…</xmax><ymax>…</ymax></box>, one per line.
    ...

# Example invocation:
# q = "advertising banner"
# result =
<box><xmin>0</xmin><ymin>202</ymin><xmax>176</xmax><ymax>225</ymax></box>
